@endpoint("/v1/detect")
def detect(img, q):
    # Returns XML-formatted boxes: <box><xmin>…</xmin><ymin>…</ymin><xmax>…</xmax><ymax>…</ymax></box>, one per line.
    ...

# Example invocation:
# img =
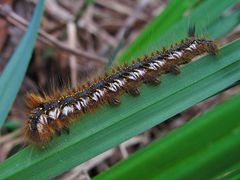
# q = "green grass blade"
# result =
<box><xmin>208</xmin><ymin>10</ymin><xmax>240</xmax><ymax>39</ymax></box>
<box><xmin>2</xmin><ymin>119</ymin><xmax>21</xmax><ymax>130</ymax></box>
<box><xmin>116</xmin><ymin>0</ymin><xmax>199</xmax><ymax>64</ymax></box>
<box><xmin>95</xmin><ymin>93</ymin><xmax>240</xmax><ymax>180</ymax></box>
<box><xmin>117</xmin><ymin>0</ymin><xmax>238</xmax><ymax>63</ymax></box>
<box><xmin>106</xmin><ymin>0</ymin><xmax>203</xmax><ymax>69</ymax></box>
<box><xmin>0</xmin><ymin>0</ymin><xmax>45</xmax><ymax>127</ymax></box>
<box><xmin>0</xmin><ymin>37</ymin><xmax>239</xmax><ymax>179</ymax></box>
<box><xmin>215</xmin><ymin>162</ymin><xmax>240</xmax><ymax>179</ymax></box>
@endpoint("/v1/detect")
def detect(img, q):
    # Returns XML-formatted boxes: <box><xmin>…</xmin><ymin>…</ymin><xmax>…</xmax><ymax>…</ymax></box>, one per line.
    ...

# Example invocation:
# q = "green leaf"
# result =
<box><xmin>2</xmin><ymin>119</ymin><xmax>21</xmax><ymax>130</ymax></box>
<box><xmin>116</xmin><ymin>0</ymin><xmax>199</xmax><ymax>64</ymax></box>
<box><xmin>95</xmin><ymin>93</ymin><xmax>240</xmax><ymax>180</ymax></box>
<box><xmin>216</xmin><ymin>160</ymin><xmax>240</xmax><ymax>179</ymax></box>
<box><xmin>207</xmin><ymin>10</ymin><xmax>240</xmax><ymax>39</ymax></box>
<box><xmin>117</xmin><ymin>0</ymin><xmax>238</xmax><ymax>63</ymax></box>
<box><xmin>0</xmin><ymin>0</ymin><xmax>45</xmax><ymax>127</ymax></box>
<box><xmin>0</xmin><ymin>37</ymin><xmax>239</xmax><ymax>180</ymax></box>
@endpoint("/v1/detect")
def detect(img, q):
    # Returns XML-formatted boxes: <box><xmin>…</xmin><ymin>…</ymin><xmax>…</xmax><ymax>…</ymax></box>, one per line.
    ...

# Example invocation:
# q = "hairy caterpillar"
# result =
<box><xmin>23</xmin><ymin>28</ymin><xmax>218</xmax><ymax>144</ymax></box>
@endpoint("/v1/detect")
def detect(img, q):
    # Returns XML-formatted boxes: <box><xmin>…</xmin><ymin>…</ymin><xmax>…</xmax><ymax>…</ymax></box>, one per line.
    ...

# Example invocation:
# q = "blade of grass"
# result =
<box><xmin>95</xmin><ymin>93</ymin><xmax>240</xmax><ymax>180</ymax></box>
<box><xmin>0</xmin><ymin>37</ymin><xmax>239</xmax><ymax>179</ymax></box>
<box><xmin>116</xmin><ymin>0</ymin><xmax>200</xmax><ymax>63</ymax></box>
<box><xmin>117</xmin><ymin>0</ymin><xmax>238</xmax><ymax>63</ymax></box>
<box><xmin>207</xmin><ymin>10</ymin><xmax>240</xmax><ymax>39</ymax></box>
<box><xmin>215</xmin><ymin>161</ymin><xmax>240</xmax><ymax>179</ymax></box>
<box><xmin>0</xmin><ymin>0</ymin><xmax>45</xmax><ymax>127</ymax></box>
<box><xmin>2</xmin><ymin>119</ymin><xmax>21</xmax><ymax>130</ymax></box>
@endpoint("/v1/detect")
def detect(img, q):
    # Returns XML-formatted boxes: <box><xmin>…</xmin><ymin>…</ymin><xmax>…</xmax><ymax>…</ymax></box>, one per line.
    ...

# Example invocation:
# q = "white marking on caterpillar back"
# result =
<box><xmin>173</xmin><ymin>51</ymin><xmax>182</xmax><ymax>58</ymax></box>
<box><xmin>186</xmin><ymin>47</ymin><xmax>193</xmax><ymax>51</ymax></box>
<box><xmin>80</xmin><ymin>101</ymin><xmax>86</xmax><ymax>107</ymax></box>
<box><xmin>39</xmin><ymin>115</ymin><xmax>48</xmax><ymax>124</ymax></box>
<box><xmin>189</xmin><ymin>43</ymin><xmax>197</xmax><ymax>49</ymax></box>
<box><xmin>75</xmin><ymin>101</ymin><xmax>82</xmax><ymax>110</ymax></box>
<box><xmin>92</xmin><ymin>90</ymin><xmax>103</xmax><ymax>101</ymax></box>
<box><xmin>168</xmin><ymin>54</ymin><xmax>175</xmax><ymax>60</ymax></box>
<box><xmin>115</xmin><ymin>79</ymin><xmax>126</xmax><ymax>86</ymax></box>
<box><xmin>49</xmin><ymin>108</ymin><xmax>61</xmax><ymax>119</ymax></box>
<box><xmin>148</xmin><ymin>63</ymin><xmax>158</xmax><ymax>70</ymax></box>
<box><xmin>37</xmin><ymin>123</ymin><xmax>44</xmax><ymax>133</ymax></box>
<box><xmin>127</xmin><ymin>74</ymin><xmax>138</xmax><ymax>80</ymax></box>
<box><xmin>97</xmin><ymin>89</ymin><xmax>105</xmax><ymax>96</ymax></box>
<box><xmin>132</xmin><ymin>72</ymin><xmax>140</xmax><ymax>78</ymax></box>
<box><xmin>62</xmin><ymin>105</ymin><xmax>74</xmax><ymax>116</ymax></box>
<box><xmin>80</xmin><ymin>97</ymin><xmax>89</xmax><ymax>107</ymax></box>
<box><xmin>155</xmin><ymin>60</ymin><xmax>166</xmax><ymax>66</ymax></box>
<box><xmin>92</xmin><ymin>95</ymin><xmax>98</xmax><ymax>101</ymax></box>
<box><xmin>135</xmin><ymin>69</ymin><xmax>146</xmax><ymax>76</ymax></box>
<box><xmin>185</xmin><ymin>42</ymin><xmax>197</xmax><ymax>52</ymax></box>
<box><xmin>153</xmin><ymin>62</ymin><xmax>160</xmax><ymax>67</ymax></box>
<box><xmin>113</xmin><ymin>82</ymin><xmax>121</xmax><ymax>88</ymax></box>
<box><xmin>108</xmin><ymin>83</ymin><xmax>118</xmax><ymax>92</ymax></box>
<box><xmin>29</xmin><ymin>123</ymin><xmax>33</xmax><ymax>131</ymax></box>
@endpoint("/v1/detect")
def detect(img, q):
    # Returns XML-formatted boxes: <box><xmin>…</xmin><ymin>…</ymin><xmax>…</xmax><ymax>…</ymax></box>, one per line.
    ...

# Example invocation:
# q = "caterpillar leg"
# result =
<box><xmin>143</xmin><ymin>76</ymin><xmax>160</xmax><ymax>85</ymax></box>
<box><xmin>62</xmin><ymin>126</ymin><xmax>70</xmax><ymax>134</ymax></box>
<box><xmin>55</xmin><ymin>129</ymin><xmax>61</xmax><ymax>136</ymax></box>
<box><xmin>169</xmin><ymin>64</ymin><xmax>181</xmax><ymax>75</ymax></box>
<box><xmin>126</xmin><ymin>87</ymin><xmax>140</xmax><ymax>96</ymax></box>
<box><xmin>55</xmin><ymin>126</ymin><xmax>69</xmax><ymax>136</ymax></box>
<box><xmin>108</xmin><ymin>97</ymin><xmax>121</xmax><ymax>106</ymax></box>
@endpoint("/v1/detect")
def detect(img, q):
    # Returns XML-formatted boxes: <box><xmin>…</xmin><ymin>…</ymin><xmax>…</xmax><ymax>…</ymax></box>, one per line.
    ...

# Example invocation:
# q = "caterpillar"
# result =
<box><xmin>23</xmin><ymin>28</ymin><xmax>218</xmax><ymax>145</ymax></box>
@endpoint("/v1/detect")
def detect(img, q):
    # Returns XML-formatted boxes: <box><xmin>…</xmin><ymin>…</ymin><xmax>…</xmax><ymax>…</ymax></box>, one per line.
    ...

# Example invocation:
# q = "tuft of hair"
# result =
<box><xmin>188</xmin><ymin>25</ymin><xmax>196</xmax><ymax>38</ymax></box>
<box><xmin>25</xmin><ymin>93</ymin><xmax>45</xmax><ymax>109</ymax></box>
